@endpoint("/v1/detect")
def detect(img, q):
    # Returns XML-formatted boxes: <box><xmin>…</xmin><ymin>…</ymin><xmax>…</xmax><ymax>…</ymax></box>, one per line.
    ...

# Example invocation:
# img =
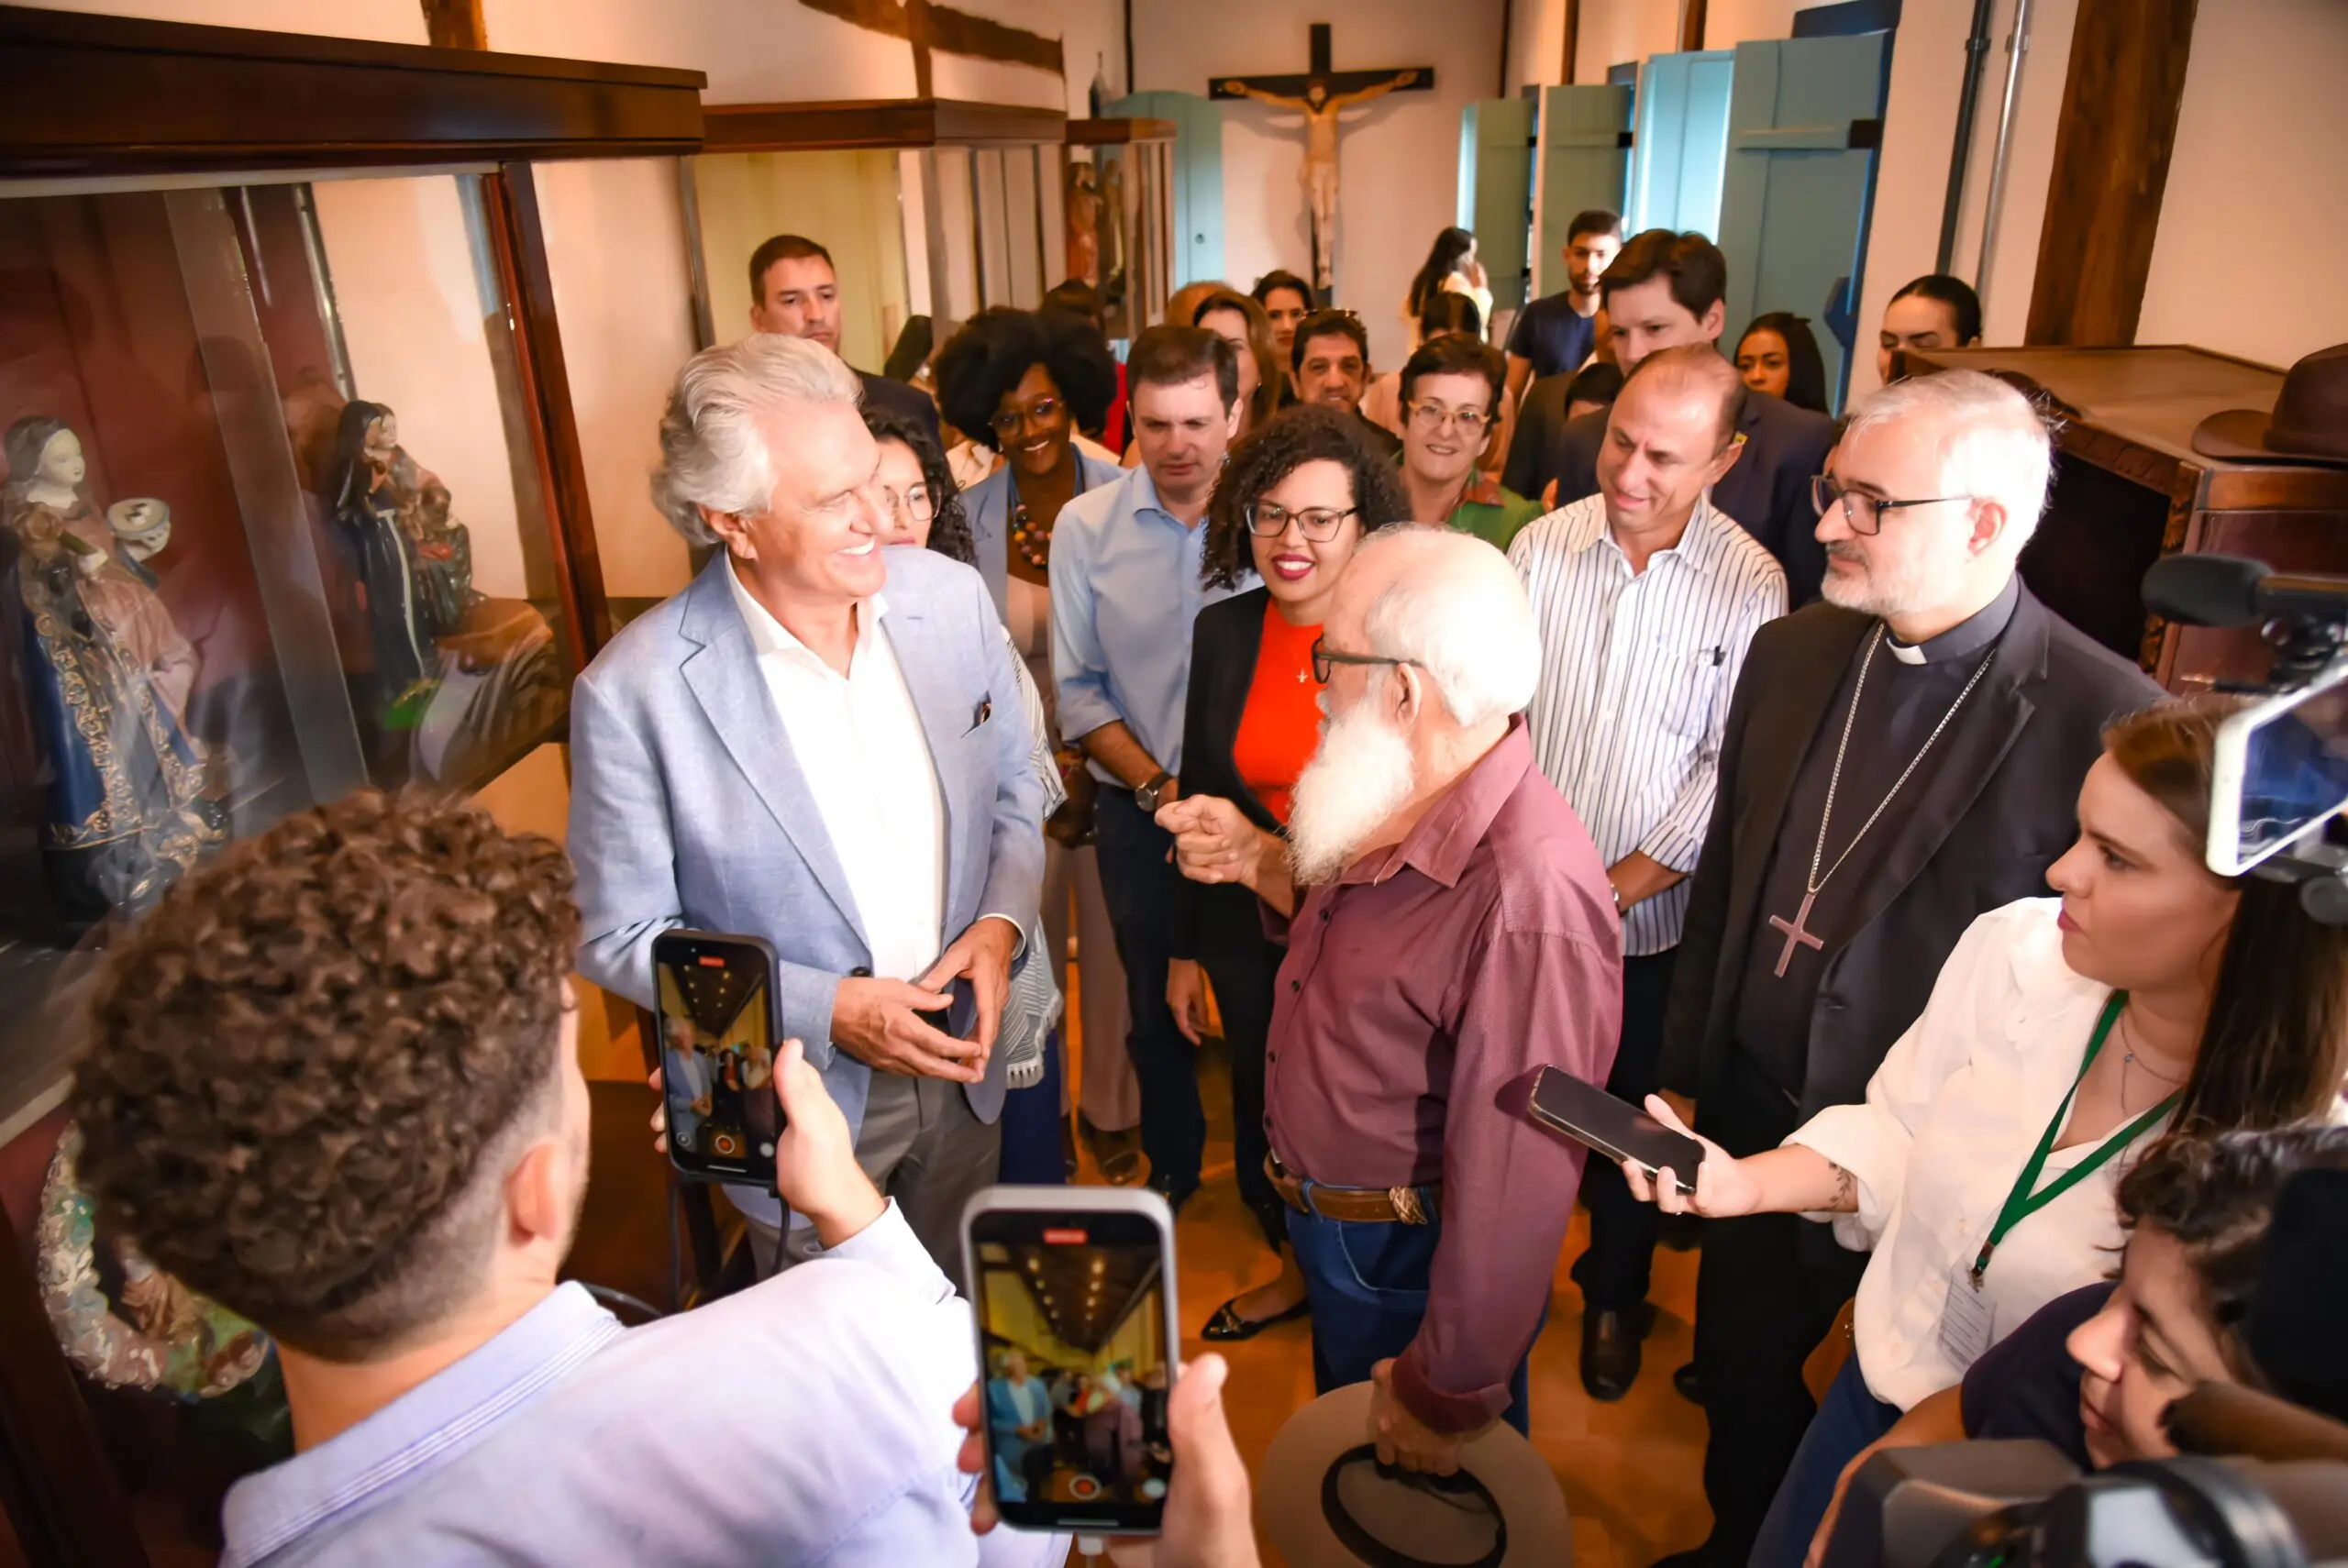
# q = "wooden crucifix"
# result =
<box><xmin>1212</xmin><ymin>23</ymin><xmax>1435</xmax><ymax>292</ymax></box>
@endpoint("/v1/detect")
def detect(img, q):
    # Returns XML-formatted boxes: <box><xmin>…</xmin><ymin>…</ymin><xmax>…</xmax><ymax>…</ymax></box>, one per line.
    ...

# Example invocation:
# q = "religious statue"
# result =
<box><xmin>1222</xmin><ymin>66</ymin><xmax>1421</xmax><ymax>292</ymax></box>
<box><xmin>1065</xmin><ymin>160</ymin><xmax>1102</xmax><ymax>288</ymax></box>
<box><xmin>324</xmin><ymin>399</ymin><xmax>560</xmax><ymax>788</ymax></box>
<box><xmin>2</xmin><ymin>415</ymin><xmax>229</xmax><ymax>916</ymax></box>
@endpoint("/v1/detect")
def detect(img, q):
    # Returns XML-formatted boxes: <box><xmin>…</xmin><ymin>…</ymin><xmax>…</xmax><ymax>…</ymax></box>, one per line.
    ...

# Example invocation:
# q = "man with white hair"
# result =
<box><xmin>570</xmin><ymin>333</ymin><xmax>1044</xmax><ymax>1280</ymax></box>
<box><xmin>1157</xmin><ymin>527</ymin><xmax>1622</xmax><ymax>1472</ymax></box>
<box><xmin>1649</xmin><ymin>369</ymin><xmax>2160</xmax><ymax>1568</ymax></box>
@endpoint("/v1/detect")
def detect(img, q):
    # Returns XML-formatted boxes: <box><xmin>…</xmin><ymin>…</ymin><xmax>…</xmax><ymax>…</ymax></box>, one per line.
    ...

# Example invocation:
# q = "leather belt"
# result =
<box><xmin>1266</xmin><ymin>1153</ymin><xmax>1439</xmax><ymax>1226</ymax></box>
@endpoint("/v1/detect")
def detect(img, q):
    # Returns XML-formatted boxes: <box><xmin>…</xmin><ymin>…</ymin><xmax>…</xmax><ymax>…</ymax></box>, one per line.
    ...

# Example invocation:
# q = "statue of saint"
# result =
<box><xmin>1223</xmin><ymin>68</ymin><xmax>1419</xmax><ymax>291</ymax></box>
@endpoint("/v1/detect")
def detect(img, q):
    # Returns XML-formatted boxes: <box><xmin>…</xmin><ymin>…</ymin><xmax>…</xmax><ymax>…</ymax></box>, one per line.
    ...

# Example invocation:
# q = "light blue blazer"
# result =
<box><xmin>569</xmin><ymin>547</ymin><xmax>1047</xmax><ymax>1155</ymax></box>
<box><xmin>964</xmin><ymin>448</ymin><xmax>1126</xmax><ymax>625</ymax></box>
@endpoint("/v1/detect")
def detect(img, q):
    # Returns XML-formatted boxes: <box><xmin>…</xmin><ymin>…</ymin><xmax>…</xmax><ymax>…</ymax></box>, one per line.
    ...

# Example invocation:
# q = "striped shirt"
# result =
<box><xmin>1509</xmin><ymin>492</ymin><xmax>1788</xmax><ymax>955</ymax></box>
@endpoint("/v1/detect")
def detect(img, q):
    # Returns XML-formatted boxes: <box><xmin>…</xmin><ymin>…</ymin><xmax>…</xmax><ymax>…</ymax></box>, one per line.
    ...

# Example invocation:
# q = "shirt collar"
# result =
<box><xmin>1884</xmin><ymin>572</ymin><xmax>2019</xmax><ymax>666</ymax></box>
<box><xmin>1459</xmin><ymin>474</ymin><xmax>1506</xmax><ymax>509</ymax></box>
<box><xmin>221</xmin><ymin>1283</ymin><xmax>621</xmax><ymax>1567</ymax></box>
<box><xmin>1558</xmin><ymin>491</ymin><xmax>1727</xmax><ymax>574</ymax></box>
<box><xmin>724</xmin><ymin>555</ymin><xmax>887</xmax><ymax>671</ymax></box>
<box><xmin>1341</xmin><ymin>717</ymin><xmax>1535</xmax><ymax>891</ymax></box>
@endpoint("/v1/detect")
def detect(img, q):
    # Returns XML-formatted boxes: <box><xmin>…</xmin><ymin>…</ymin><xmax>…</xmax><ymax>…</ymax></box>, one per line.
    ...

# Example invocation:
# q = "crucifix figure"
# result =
<box><xmin>1213</xmin><ymin>24</ymin><xmax>1434</xmax><ymax>292</ymax></box>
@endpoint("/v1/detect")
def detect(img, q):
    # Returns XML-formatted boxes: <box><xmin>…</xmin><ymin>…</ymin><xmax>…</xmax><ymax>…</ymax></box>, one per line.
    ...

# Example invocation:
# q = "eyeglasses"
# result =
<box><xmin>880</xmin><ymin>484</ymin><xmax>936</xmax><ymax>525</ymax></box>
<box><xmin>1246</xmin><ymin>502</ymin><xmax>1358</xmax><ymax>541</ymax></box>
<box><xmin>1311</xmin><ymin>635</ymin><xmax>1414</xmax><ymax>685</ymax></box>
<box><xmin>1810</xmin><ymin>474</ymin><xmax>1977</xmax><ymax>536</ymax></box>
<box><xmin>1405</xmin><ymin>401</ymin><xmax>1493</xmax><ymax>435</ymax></box>
<box><xmin>990</xmin><ymin>397</ymin><xmax>1062</xmax><ymax>436</ymax></box>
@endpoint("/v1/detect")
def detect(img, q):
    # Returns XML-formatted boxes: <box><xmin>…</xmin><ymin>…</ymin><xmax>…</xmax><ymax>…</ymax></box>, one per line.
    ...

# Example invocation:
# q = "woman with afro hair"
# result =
<box><xmin>933</xmin><ymin>307</ymin><xmax>1144</xmax><ymax>1181</ymax></box>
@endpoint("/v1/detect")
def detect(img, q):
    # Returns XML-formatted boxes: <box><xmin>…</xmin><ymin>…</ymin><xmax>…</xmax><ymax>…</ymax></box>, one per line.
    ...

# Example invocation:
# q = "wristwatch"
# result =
<box><xmin>1136</xmin><ymin>770</ymin><xmax>1175</xmax><ymax>812</ymax></box>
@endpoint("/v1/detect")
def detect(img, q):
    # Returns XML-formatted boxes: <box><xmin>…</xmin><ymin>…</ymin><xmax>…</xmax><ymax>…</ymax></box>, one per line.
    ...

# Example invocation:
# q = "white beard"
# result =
<box><xmin>1287</xmin><ymin>696</ymin><xmax>1417</xmax><ymax>886</ymax></box>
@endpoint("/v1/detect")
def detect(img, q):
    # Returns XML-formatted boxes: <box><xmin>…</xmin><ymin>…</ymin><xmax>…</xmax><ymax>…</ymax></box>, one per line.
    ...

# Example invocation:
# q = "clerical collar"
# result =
<box><xmin>1884</xmin><ymin>575</ymin><xmax>2020</xmax><ymax>666</ymax></box>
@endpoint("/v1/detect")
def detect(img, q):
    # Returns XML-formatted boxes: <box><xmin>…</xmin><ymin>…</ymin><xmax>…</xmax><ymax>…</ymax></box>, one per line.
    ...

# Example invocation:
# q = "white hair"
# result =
<box><xmin>1357</xmin><ymin>525</ymin><xmax>1541</xmax><ymax>726</ymax></box>
<box><xmin>649</xmin><ymin>334</ymin><xmax>864</xmax><ymax>547</ymax></box>
<box><xmin>1840</xmin><ymin>369</ymin><xmax>2054</xmax><ymax>555</ymax></box>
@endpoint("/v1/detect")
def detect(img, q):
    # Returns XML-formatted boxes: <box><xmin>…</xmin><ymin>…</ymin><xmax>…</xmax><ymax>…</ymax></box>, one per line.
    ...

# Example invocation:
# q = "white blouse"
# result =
<box><xmin>1787</xmin><ymin>898</ymin><xmax>2156</xmax><ymax>1410</ymax></box>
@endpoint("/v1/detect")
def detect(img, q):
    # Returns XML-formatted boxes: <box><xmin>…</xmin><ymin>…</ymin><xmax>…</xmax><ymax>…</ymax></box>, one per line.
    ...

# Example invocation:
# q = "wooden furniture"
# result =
<box><xmin>1909</xmin><ymin>345</ymin><xmax>2348</xmax><ymax>690</ymax></box>
<box><xmin>0</xmin><ymin>12</ymin><xmax>702</xmax><ymax>1563</ymax></box>
<box><xmin>1066</xmin><ymin>116</ymin><xmax>1176</xmax><ymax>339</ymax></box>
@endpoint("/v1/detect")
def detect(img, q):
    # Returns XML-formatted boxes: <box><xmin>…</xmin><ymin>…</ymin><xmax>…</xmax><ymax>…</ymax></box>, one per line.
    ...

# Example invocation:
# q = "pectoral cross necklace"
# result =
<box><xmin>1767</xmin><ymin>627</ymin><xmax>1998</xmax><ymax>977</ymax></box>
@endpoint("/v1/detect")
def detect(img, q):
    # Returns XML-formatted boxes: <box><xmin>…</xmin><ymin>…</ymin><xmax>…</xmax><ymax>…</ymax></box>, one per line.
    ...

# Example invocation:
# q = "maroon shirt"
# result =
<box><xmin>1266</xmin><ymin>718</ymin><xmax>1623</xmax><ymax>1431</ymax></box>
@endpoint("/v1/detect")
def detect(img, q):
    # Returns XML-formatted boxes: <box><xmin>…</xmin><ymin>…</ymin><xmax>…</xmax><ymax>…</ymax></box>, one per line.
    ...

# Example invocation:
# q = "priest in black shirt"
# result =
<box><xmin>1504</xmin><ymin>229</ymin><xmax>1834</xmax><ymax>603</ymax></box>
<box><xmin>1650</xmin><ymin>369</ymin><xmax>2160</xmax><ymax>1568</ymax></box>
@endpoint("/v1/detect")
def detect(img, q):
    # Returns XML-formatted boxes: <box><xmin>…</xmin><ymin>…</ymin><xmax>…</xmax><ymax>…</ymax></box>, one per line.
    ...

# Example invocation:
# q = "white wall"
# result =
<box><xmin>531</xmin><ymin>157</ymin><xmax>701</xmax><ymax>602</ymax></box>
<box><xmin>1575</xmin><ymin>0</ymin><xmax>1681</xmax><ymax>83</ymax></box>
<box><xmin>2138</xmin><ymin>0</ymin><xmax>2348</xmax><ymax>369</ymax></box>
<box><xmin>1133</xmin><ymin>0</ymin><xmax>1510</xmax><ymax>369</ymax></box>
<box><xmin>486</xmin><ymin>0</ymin><xmax>913</xmax><ymax>102</ymax></box>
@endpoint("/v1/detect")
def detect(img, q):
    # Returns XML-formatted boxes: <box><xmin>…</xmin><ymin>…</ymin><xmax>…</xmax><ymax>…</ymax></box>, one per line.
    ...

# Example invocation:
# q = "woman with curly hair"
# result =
<box><xmin>1166</xmin><ymin>404</ymin><xmax>1412</xmax><ymax>1339</ymax></box>
<box><xmin>1734</xmin><ymin>311</ymin><xmax>1830</xmax><ymax>414</ymax></box>
<box><xmin>933</xmin><ymin>309</ymin><xmax>1143</xmax><ymax>1179</ymax></box>
<box><xmin>863</xmin><ymin>404</ymin><xmax>974</xmax><ymax>563</ymax></box>
<box><xmin>1191</xmin><ymin>289</ymin><xmax>1281</xmax><ymax>440</ymax></box>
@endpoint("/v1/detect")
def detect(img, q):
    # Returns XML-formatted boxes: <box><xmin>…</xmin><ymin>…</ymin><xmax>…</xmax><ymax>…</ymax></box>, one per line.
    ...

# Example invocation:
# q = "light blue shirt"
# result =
<box><xmin>220</xmin><ymin>1203</ymin><xmax>1063</xmax><ymax>1568</ymax></box>
<box><xmin>1048</xmin><ymin>463</ymin><xmax>1248</xmax><ymax>785</ymax></box>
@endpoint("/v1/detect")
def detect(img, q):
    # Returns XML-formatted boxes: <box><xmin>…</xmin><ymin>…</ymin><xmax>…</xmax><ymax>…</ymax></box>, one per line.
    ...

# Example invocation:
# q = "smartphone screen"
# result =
<box><xmin>2235</xmin><ymin>680</ymin><xmax>2348</xmax><ymax>868</ymax></box>
<box><xmin>652</xmin><ymin>930</ymin><xmax>781</xmax><ymax>1188</ymax></box>
<box><xmin>967</xmin><ymin>1198</ymin><xmax>1177</xmax><ymax>1533</ymax></box>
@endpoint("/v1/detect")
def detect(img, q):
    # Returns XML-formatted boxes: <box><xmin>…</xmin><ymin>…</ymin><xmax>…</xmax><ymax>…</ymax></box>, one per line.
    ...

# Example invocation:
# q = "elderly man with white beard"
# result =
<box><xmin>1155</xmin><ymin>526</ymin><xmax>1622</xmax><ymax>1474</ymax></box>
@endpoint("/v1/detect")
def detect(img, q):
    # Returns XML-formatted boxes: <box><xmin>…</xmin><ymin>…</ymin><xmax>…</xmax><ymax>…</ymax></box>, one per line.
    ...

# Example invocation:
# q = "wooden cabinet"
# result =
<box><xmin>1911</xmin><ymin>345</ymin><xmax>2348</xmax><ymax>692</ymax></box>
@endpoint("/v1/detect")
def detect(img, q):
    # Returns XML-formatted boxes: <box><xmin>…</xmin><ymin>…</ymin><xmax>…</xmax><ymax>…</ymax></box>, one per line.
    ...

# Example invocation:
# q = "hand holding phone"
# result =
<box><xmin>1524</xmin><ymin>1066</ymin><xmax>1705</xmax><ymax>1192</ymax></box>
<box><xmin>653</xmin><ymin>929</ymin><xmax>785</xmax><ymax>1188</ymax></box>
<box><xmin>962</xmin><ymin>1187</ymin><xmax>1182</xmax><ymax>1535</ymax></box>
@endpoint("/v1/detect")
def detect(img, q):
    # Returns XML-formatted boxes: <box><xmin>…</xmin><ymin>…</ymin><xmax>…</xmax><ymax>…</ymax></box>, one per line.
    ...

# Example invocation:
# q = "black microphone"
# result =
<box><xmin>2143</xmin><ymin>555</ymin><xmax>2348</xmax><ymax>629</ymax></box>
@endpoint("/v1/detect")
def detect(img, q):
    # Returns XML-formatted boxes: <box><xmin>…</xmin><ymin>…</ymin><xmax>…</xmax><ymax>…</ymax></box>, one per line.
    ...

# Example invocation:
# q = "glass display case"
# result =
<box><xmin>1065</xmin><ymin>117</ymin><xmax>1177</xmax><ymax>342</ymax></box>
<box><xmin>689</xmin><ymin>98</ymin><xmax>1070</xmax><ymax>361</ymax></box>
<box><xmin>0</xmin><ymin>9</ymin><xmax>702</xmax><ymax>1563</ymax></box>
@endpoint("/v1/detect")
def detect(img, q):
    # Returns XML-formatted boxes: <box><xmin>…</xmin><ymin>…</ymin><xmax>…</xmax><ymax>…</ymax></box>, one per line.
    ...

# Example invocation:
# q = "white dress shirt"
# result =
<box><xmin>1509</xmin><ymin>493</ymin><xmax>1788</xmax><ymax>955</ymax></box>
<box><xmin>1785</xmin><ymin>898</ymin><xmax>2342</xmax><ymax>1410</ymax></box>
<box><xmin>726</xmin><ymin>561</ymin><xmax>946</xmax><ymax>984</ymax></box>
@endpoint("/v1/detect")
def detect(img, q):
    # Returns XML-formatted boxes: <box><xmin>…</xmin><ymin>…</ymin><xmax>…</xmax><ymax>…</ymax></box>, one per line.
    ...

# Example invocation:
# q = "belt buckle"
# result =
<box><xmin>1389</xmin><ymin>1186</ymin><xmax>1429</xmax><ymax>1226</ymax></box>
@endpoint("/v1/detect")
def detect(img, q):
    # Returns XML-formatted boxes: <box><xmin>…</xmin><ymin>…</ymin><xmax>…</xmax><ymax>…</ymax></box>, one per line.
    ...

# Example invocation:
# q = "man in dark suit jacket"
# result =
<box><xmin>748</xmin><ymin>231</ymin><xmax>943</xmax><ymax>448</ymax></box>
<box><xmin>1504</xmin><ymin>229</ymin><xmax>1834</xmax><ymax>603</ymax></box>
<box><xmin>1647</xmin><ymin>370</ymin><xmax>2161</xmax><ymax>1568</ymax></box>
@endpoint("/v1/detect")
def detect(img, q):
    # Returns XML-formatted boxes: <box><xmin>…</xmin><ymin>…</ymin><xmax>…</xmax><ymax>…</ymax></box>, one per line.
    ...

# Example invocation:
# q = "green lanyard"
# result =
<box><xmin>1969</xmin><ymin>990</ymin><xmax>2179</xmax><ymax>1289</ymax></box>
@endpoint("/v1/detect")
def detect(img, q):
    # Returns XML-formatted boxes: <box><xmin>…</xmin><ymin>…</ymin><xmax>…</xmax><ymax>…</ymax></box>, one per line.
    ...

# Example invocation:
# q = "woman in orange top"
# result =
<box><xmin>1168</xmin><ymin>403</ymin><xmax>1412</xmax><ymax>1339</ymax></box>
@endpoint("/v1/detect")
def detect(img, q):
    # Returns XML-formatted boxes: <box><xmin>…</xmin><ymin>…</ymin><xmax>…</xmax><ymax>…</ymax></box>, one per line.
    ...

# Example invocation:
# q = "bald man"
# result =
<box><xmin>1156</xmin><ymin>528</ymin><xmax>1622</xmax><ymax>1473</ymax></box>
<box><xmin>1508</xmin><ymin>347</ymin><xmax>1788</xmax><ymax>1402</ymax></box>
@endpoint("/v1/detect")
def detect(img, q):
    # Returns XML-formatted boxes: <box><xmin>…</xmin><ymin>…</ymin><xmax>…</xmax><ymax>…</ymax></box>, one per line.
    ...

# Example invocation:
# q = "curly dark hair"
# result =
<box><xmin>932</xmin><ymin>307</ymin><xmax>1118</xmax><ymax>446</ymax></box>
<box><xmin>1202</xmin><ymin>403</ymin><xmax>1412</xmax><ymax>590</ymax></box>
<box><xmin>2116</xmin><ymin>1125</ymin><xmax>2348</xmax><ymax>1384</ymax></box>
<box><xmin>863</xmin><ymin>403</ymin><xmax>972</xmax><ymax>566</ymax></box>
<box><xmin>70</xmin><ymin>789</ymin><xmax>581</xmax><ymax>1356</ymax></box>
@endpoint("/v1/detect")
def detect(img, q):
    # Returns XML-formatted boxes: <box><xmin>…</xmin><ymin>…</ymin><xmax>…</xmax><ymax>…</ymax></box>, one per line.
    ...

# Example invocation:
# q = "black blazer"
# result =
<box><xmin>1508</xmin><ymin>384</ymin><xmax>1836</xmax><ymax>606</ymax></box>
<box><xmin>1169</xmin><ymin>588</ymin><xmax>1289</xmax><ymax>962</ymax></box>
<box><xmin>1657</xmin><ymin>587</ymin><xmax>2164</xmax><ymax>1122</ymax></box>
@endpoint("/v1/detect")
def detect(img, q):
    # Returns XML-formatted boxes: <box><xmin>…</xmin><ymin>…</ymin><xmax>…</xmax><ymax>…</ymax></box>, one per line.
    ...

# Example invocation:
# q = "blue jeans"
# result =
<box><xmin>1286</xmin><ymin>1200</ymin><xmax>1533</xmax><ymax>1438</ymax></box>
<box><xmin>1749</xmin><ymin>1356</ymin><xmax>1902</xmax><ymax>1568</ymax></box>
<box><xmin>1091</xmin><ymin>789</ymin><xmax>1203</xmax><ymax>1195</ymax></box>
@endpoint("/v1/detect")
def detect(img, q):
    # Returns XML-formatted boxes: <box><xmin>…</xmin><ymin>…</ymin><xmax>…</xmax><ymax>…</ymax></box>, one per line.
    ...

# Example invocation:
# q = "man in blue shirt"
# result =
<box><xmin>1052</xmin><ymin>325</ymin><xmax>1249</xmax><ymax>1210</ymax></box>
<box><xmin>1503</xmin><ymin>207</ymin><xmax>1622</xmax><ymax>392</ymax></box>
<box><xmin>64</xmin><ymin>790</ymin><xmax>1064</xmax><ymax>1568</ymax></box>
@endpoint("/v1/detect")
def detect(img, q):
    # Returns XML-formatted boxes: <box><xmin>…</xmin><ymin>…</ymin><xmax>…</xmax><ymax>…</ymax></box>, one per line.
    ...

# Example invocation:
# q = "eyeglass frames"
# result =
<box><xmin>1810</xmin><ymin>474</ymin><xmax>1977</xmax><ymax>536</ymax></box>
<box><xmin>990</xmin><ymin>397</ymin><xmax>1063</xmax><ymax>436</ymax></box>
<box><xmin>1405</xmin><ymin>401</ymin><xmax>1494</xmax><ymax>435</ymax></box>
<box><xmin>1310</xmin><ymin>635</ymin><xmax>1414</xmax><ymax>685</ymax></box>
<box><xmin>1245</xmin><ymin>502</ymin><xmax>1359</xmax><ymax>541</ymax></box>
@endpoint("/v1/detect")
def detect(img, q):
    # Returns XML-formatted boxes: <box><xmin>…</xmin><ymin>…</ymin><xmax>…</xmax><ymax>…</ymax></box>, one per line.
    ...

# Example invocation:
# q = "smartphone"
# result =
<box><xmin>2210</xmin><ymin>666</ymin><xmax>2348</xmax><ymax>875</ymax></box>
<box><xmin>1526</xmin><ymin>1066</ymin><xmax>1704</xmax><ymax>1192</ymax></box>
<box><xmin>962</xmin><ymin>1186</ymin><xmax>1180</xmax><ymax>1535</ymax></box>
<box><xmin>652</xmin><ymin>929</ymin><xmax>783</xmax><ymax>1189</ymax></box>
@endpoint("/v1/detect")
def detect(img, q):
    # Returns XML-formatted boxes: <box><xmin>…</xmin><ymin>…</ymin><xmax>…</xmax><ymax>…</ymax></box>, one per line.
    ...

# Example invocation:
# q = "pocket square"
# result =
<box><xmin>968</xmin><ymin>695</ymin><xmax>993</xmax><ymax>732</ymax></box>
